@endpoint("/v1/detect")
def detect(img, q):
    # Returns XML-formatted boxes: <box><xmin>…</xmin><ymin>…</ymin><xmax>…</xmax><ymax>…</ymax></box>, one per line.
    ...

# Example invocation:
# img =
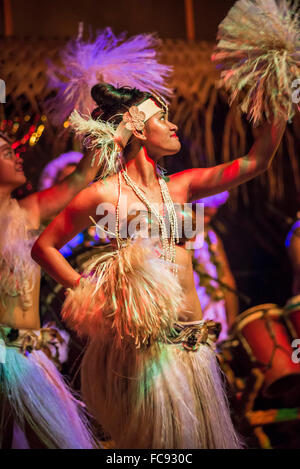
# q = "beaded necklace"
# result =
<box><xmin>115</xmin><ymin>169</ymin><xmax>179</xmax><ymax>275</ymax></box>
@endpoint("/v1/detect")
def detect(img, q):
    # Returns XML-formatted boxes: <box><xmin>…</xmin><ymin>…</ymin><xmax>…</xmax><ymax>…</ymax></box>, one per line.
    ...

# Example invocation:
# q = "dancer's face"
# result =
<box><xmin>0</xmin><ymin>138</ymin><xmax>26</xmax><ymax>188</ymax></box>
<box><xmin>143</xmin><ymin>109</ymin><xmax>181</xmax><ymax>159</ymax></box>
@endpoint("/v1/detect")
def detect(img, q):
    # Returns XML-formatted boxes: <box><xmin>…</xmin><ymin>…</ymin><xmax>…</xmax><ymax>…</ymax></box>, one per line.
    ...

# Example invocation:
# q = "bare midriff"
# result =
<box><xmin>175</xmin><ymin>244</ymin><xmax>203</xmax><ymax>322</ymax></box>
<box><xmin>0</xmin><ymin>272</ymin><xmax>41</xmax><ymax>330</ymax></box>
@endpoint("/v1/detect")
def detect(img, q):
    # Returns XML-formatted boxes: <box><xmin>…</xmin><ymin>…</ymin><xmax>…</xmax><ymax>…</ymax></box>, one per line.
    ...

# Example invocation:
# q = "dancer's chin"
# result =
<box><xmin>17</xmin><ymin>174</ymin><xmax>26</xmax><ymax>184</ymax></box>
<box><xmin>167</xmin><ymin>142</ymin><xmax>181</xmax><ymax>156</ymax></box>
<box><xmin>11</xmin><ymin>174</ymin><xmax>27</xmax><ymax>189</ymax></box>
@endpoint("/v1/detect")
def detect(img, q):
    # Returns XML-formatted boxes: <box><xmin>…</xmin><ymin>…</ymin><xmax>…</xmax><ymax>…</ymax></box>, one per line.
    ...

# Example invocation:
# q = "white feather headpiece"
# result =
<box><xmin>69</xmin><ymin>110</ymin><xmax>122</xmax><ymax>177</ymax></box>
<box><xmin>45</xmin><ymin>28</ymin><xmax>172</xmax><ymax>125</ymax></box>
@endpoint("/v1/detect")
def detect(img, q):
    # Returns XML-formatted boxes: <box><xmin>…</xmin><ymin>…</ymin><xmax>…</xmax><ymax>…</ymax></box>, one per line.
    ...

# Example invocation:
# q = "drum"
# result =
<box><xmin>284</xmin><ymin>295</ymin><xmax>300</xmax><ymax>340</ymax></box>
<box><xmin>231</xmin><ymin>304</ymin><xmax>300</xmax><ymax>397</ymax></box>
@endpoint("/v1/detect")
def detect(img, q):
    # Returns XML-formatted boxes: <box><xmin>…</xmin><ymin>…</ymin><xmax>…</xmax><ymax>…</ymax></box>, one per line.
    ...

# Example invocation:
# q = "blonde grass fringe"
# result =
<box><xmin>81</xmin><ymin>331</ymin><xmax>243</xmax><ymax>448</ymax></box>
<box><xmin>0</xmin><ymin>344</ymin><xmax>95</xmax><ymax>448</ymax></box>
<box><xmin>212</xmin><ymin>0</ymin><xmax>300</xmax><ymax>124</ymax></box>
<box><xmin>62</xmin><ymin>238</ymin><xmax>243</xmax><ymax>448</ymax></box>
<box><xmin>62</xmin><ymin>238</ymin><xmax>185</xmax><ymax>348</ymax></box>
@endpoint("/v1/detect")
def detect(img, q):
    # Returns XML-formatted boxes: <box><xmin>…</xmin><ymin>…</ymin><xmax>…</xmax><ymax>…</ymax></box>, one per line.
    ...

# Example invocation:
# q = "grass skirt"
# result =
<box><xmin>0</xmin><ymin>327</ymin><xmax>95</xmax><ymax>449</ymax></box>
<box><xmin>81</xmin><ymin>321</ymin><xmax>242</xmax><ymax>449</ymax></box>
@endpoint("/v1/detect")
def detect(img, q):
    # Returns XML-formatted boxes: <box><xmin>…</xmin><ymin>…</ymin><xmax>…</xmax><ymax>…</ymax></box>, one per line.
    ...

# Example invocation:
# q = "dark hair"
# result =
<box><xmin>0</xmin><ymin>131</ymin><xmax>12</xmax><ymax>145</ymax></box>
<box><xmin>91</xmin><ymin>83</ymin><xmax>157</xmax><ymax>124</ymax></box>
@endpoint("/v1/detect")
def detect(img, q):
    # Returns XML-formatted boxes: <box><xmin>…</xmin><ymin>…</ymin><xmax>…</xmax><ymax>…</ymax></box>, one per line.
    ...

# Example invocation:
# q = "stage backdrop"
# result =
<box><xmin>2</xmin><ymin>0</ymin><xmax>236</xmax><ymax>40</ymax></box>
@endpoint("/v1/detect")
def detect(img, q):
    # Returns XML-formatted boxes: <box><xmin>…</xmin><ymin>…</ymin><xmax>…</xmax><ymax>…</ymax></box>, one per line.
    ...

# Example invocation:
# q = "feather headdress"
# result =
<box><xmin>45</xmin><ymin>28</ymin><xmax>173</xmax><ymax>125</ymax></box>
<box><xmin>68</xmin><ymin>110</ymin><xmax>122</xmax><ymax>177</ymax></box>
<box><xmin>212</xmin><ymin>0</ymin><xmax>300</xmax><ymax>123</ymax></box>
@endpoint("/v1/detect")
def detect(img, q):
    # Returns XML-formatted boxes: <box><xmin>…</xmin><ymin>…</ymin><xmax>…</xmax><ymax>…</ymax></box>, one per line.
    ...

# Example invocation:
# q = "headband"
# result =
<box><xmin>114</xmin><ymin>98</ymin><xmax>163</xmax><ymax>148</ymax></box>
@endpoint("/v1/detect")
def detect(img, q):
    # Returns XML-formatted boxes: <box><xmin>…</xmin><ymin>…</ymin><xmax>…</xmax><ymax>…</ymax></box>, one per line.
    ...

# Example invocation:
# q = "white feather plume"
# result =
<box><xmin>45</xmin><ymin>28</ymin><xmax>173</xmax><ymax>125</ymax></box>
<box><xmin>69</xmin><ymin>109</ymin><xmax>122</xmax><ymax>177</ymax></box>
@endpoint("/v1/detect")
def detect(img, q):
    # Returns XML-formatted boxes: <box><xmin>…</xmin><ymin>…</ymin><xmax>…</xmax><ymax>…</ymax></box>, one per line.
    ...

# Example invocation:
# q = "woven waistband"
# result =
<box><xmin>166</xmin><ymin>320</ymin><xmax>221</xmax><ymax>351</ymax></box>
<box><xmin>0</xmin><ymin>325</ymin><xmax>64</xmax><ymax>361</ymax></box>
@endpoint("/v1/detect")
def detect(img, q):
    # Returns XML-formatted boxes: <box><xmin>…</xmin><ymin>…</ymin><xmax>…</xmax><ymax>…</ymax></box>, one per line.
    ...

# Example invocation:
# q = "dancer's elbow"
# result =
<box><xmin>31</xmin><ymin>240</ymin><xmax>45</xmax><ymax>264</ymax></box>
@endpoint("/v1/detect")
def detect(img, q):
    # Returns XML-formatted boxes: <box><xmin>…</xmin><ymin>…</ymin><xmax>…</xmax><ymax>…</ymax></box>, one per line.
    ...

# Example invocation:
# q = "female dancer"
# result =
<box><xmin>0</xmin><ymin>131</ymin><xmax>98</xmax><ymax>448</ymax></box>
<box><xmin>32</xmin><ymin>82</ymin><xmax>286</xmax><ymax>448</ymax></box>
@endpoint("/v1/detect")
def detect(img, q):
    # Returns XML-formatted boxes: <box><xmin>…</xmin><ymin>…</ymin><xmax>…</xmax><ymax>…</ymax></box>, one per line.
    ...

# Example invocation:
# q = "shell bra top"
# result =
<box><xmin>104</xmin><ymin>173</ymin><xmax>197</xmax><ymax>248</ymax></box>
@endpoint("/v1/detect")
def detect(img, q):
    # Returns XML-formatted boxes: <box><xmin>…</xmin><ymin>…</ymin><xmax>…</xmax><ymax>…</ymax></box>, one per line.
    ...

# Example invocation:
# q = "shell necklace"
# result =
<box><xmin>116</xmin><ymin>169</ymin><xmax>179</xmax><ymax>275</ymax></box>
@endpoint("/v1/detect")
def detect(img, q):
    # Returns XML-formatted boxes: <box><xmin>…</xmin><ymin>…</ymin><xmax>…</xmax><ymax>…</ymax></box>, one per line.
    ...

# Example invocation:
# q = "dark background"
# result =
<box><xmin>5</xmin><ymin>0</ymin><xmax>235</xmax><ymax>40</ymax></box>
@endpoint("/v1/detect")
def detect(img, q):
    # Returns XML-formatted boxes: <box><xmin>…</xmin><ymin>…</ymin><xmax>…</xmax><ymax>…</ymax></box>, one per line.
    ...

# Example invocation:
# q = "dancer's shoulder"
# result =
<box><xmin>93</xmin><ymin>173</ymin><xmax>120</xmax><ymax>204</ymax></box>
<box><xmin>18</xmin><ymin>196</ymin><xmax>40</xmax><ymax>229</ymax></box>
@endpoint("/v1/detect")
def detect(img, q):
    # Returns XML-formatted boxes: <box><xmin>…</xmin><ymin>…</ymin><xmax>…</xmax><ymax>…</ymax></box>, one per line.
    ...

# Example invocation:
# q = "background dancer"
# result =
<box><xmin>0</xmin><ymin>130</ymin><xmax>99</xmax><ymax>448</ymax></box>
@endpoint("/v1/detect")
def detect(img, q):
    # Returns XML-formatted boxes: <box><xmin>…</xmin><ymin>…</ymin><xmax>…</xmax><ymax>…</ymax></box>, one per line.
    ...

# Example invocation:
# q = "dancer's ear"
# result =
<box><xmin>132</xmin><ymin>129</ymin><xmax>147</xmax><ymax>141</ymax></box>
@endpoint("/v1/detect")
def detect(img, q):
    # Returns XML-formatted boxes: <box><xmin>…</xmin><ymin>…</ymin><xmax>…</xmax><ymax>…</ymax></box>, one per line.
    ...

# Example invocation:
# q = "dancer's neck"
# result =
<box><xmin>125</xmin><ymin>147</ymin><xmax>159</xmax><ymax>188</ymax></box>
<box><xmin>0</xmin><ymin>187</ymin><xmax>12</xmax><ymax>208</ymax></box>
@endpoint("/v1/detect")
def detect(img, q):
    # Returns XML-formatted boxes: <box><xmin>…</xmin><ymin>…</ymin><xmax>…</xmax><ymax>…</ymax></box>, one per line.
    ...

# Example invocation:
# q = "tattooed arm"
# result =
<box><xmin>170</xmin><ymin>117</ymin><xmax>287</xmax><ymax>202</ymax></box>
<box><xmin>20</xmin><ymin>148</ymin><xmax>100</xmax><ymax>225</ymax></box>
<box><xmin>31</xmin><ymin>182</ymin><xmax>105</xmax><ymax>289</ymax></box>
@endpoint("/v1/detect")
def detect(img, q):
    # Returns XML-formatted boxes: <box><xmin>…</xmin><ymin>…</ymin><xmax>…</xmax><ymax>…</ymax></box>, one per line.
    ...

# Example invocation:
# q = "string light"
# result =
<box><xmin>3</xmin><ymin>116</ymin><xmax>46</xmax><ymax>150</ymax></box>
<box><xmin>37</xmin><ymin>124</ymin><xmax>45</xmax><ymax>136</ymax></box>
<box><xmin>12</xmin><ymin>122</ymin><xmax>20</xmax><ymax>134</ymax></box>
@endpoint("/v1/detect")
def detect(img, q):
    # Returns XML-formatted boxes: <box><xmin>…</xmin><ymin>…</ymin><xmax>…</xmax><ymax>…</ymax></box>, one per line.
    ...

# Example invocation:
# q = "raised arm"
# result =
<box><xmin>20</xmin><ymin>148</ymin><xmax>100</xmax><ymax>225</ymax></box>
<box><xmin>171</xmin><ymin>117</ymin><xmax>287</xmax><ymax>202</ymax></box>
<box><xmin>31</xmin><ymin>182</ymin><xmax>104</xmax><ymax>289</ymax></box>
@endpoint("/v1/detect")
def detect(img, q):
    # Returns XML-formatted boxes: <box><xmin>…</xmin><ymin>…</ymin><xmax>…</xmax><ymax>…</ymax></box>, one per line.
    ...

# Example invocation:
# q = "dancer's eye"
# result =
<box><xmin>3</xmin><ymin>150</ymin><xmax>14</xmax><ymax>160</ymax></box>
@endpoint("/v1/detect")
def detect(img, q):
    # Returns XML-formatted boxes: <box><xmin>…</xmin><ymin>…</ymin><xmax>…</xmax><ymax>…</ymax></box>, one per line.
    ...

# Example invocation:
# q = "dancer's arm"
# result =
<box><xmin>20</xmin><ymin>148</ymin><xmax>100</xmax><ymax>224</ymax></box>
<box><xmin>171</xmin><ymin>117</ymin><xmax>286</xmax><ymax>201</ymax></box>
<box><xmin>31</xmin><ymin>182</ymin><xmax>104</xmax><ymax>289</ymax></box>
<box><xmin>216</xmin><ymin>235</ymin><xmax>239</xmax><ymax>329</ymax></box>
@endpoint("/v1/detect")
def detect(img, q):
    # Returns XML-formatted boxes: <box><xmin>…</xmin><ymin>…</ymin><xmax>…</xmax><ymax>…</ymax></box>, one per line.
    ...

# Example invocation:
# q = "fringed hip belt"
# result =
<box><xmin>0</xmin><ymin>325</ymin><xmax>64</xmax><ymax>367</ymax></box>
<box><xmin>166</xmin><ymin>320</ymin><xmax>221</xmax><ymax>352</ymax></box>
